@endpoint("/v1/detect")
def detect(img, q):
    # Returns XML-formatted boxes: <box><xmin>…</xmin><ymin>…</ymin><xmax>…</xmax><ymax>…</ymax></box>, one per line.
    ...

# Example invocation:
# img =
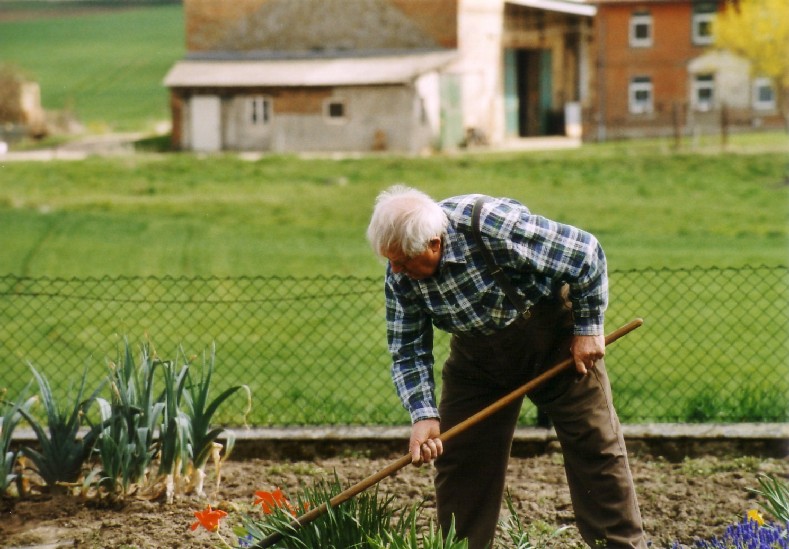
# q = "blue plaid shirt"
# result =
<box><xmin>383</xmin><ymin>194</ymin><xmax>608</xmax><ymax>423</ymax></box>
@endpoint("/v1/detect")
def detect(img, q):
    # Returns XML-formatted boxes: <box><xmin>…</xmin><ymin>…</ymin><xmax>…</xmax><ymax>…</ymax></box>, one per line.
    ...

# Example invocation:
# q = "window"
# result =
<box><xmin>630</xmin><ymin>13</ymin><xmax>653</xmax><ymax>47</ymax></box>
<box><xmin>692</xmin><ymin>12</ymin><xmax>715</xmax><ymax>45</ymax></box>
<box><xmin>629</xmin><ymin>76</ymin><xmax>653</xmax><ymax>114</ymax></box>
<box><xmin>324</xmin><ymin>99</ymin><xmax>348</xmax><ymax>123</ymax></box>
<box><xmin>692</xmin><ymin>2</ymin><xmax>716</xmax><ymax>46</ymax></box>
<box><xmin>753</xmin><ymin>77</ymin><xmax>776</xmax><ymax>111</ymax></box>
<box><xmin>248</xmin><ymin>96</ymin><xmax>271</xmax><ymax>125</ymax></box>
<box><xmin>692</xmin><ymin>74</ymin><xmax>715</xmax><ymax>111</ymax></box>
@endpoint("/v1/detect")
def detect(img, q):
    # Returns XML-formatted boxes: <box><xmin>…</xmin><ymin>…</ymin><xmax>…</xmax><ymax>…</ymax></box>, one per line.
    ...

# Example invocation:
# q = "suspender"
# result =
<box><xmin>471</xmin><ymin>196</ymin><xmax>531</xmax><ymax>319</ymax></box>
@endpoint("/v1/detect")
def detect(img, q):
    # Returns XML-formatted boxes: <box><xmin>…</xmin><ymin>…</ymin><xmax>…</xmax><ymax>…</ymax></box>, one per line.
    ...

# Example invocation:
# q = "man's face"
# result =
<box><xmin>384</xmin><ymin>238</ymin><xmax>442</xmax><ymax>280</ymax></box>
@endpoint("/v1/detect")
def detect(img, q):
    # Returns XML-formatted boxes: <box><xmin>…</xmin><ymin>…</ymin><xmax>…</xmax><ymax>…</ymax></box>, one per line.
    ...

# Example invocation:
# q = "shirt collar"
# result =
<box><xmin>438</xmin><ymin>221</ymin><xmax>469</xmax><ymax>271</ymax></box>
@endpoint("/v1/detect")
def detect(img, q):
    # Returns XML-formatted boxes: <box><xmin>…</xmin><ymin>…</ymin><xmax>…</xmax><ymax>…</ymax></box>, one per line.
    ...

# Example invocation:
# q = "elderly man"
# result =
<box><xmin>367</xmin><ymin>185</ymin><xmax>647</xmax><ymax>549</ymax></box>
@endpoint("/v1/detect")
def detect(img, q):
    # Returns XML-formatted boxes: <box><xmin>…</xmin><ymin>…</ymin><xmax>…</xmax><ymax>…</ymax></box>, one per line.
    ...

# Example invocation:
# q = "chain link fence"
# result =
<box><xmin>1</xmin><ymin>266</ymin><xmax>787</xmax><ymax>426</ymax></box>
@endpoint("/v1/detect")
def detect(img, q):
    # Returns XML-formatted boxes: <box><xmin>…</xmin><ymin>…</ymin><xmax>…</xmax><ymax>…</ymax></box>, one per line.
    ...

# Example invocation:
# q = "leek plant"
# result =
<box><xmin>94</xmin><ymin>340</ymin><xmax>163</xmax><ymax>498</ymax></box>
<box><xmin>94</xmin><ymin>399</ymin><xmax>136</xmax><ymax>497</ymax></box>
<box><xmin>181</xmin><ymin>343</ymin><xmax>249</xmax><ymax>497</ymax></box>
<box><xmin>156</xmin><ymin>355</ymin><xmax>190</xmax><ymax>503</ymax></box>
<box><xmin>0</xmin><ymin>385</ymin><xmax>35</xmax><ymax>496</ymax></box>
<box><xmin>18</xmin><ymin>365</ymin><xmax>107</xmax><ymax>492</ymax></box>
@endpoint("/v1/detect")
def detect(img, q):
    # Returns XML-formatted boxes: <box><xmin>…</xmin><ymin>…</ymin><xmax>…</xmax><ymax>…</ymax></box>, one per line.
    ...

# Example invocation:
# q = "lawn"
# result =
<box><xmin>0</xmin><ymin>1</ymin><xmax>184</xmax><ymax>132</ymax></box>
<box><xmin>0</xmin><ymin>143</ymin><xmax>787</xmax><ymax>278</ymax></box>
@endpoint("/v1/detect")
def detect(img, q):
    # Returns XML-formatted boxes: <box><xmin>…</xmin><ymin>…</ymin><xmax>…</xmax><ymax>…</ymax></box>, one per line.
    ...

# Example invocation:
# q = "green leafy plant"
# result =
<box><xmin>240</xmin><ymin>476</ymin><xmax>400</xmax><ymax>549</ymax></box>
<box><xmin>751</xmin><ymin>473</ymin><xmax>789</xmax><ymax>523</ymax></box>
<box><xmin>156</xmin><ymin>354</ymin><xmax>190</xmax><ymax>503</ymax></box>
<box><xmin>94</xmin><ymin>399</ymin><xmax>136</xmax><ymax>498</ymax></box>
<box><xmin>369</xmin><ymin>511</ymin><xmax>469</xmax><ymax>549</ymax></box>
<box><xmin>498</xmin><ymin>490</ymin><xmax>575</xmax><ymax>549</ymax></box>
<box><xmin>0</xmin><ymin>385</ymin><xmax>36</xmax><ymax>496</ymax></box>
<box><xmin>94</xmin><ymin>340</ymin><xmax>164</xmax><ymax>498</ymax></box>
<box><xmin>18</xmin><ymin>365</ymin><xmax>107</xmax><ymax>491</ymax></box>
<box><xmin>181</xmin><ymin>343</ymin><xmax>249</xmax><ymax>497</ymax></box>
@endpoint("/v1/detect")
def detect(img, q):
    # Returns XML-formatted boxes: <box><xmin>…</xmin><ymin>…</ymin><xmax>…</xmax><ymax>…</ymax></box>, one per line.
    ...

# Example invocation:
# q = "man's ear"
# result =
<box><xmin>428</xmin><ymin>237</ymin><xmax>442</xmax><ymax>252</ymax></box>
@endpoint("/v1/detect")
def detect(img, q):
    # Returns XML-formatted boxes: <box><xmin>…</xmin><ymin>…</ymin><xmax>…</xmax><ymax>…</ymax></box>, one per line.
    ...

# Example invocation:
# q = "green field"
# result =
<box><xmin>1</xmin><ymin>143</ymin><xmax>787</xmax><ymax>278</ymax></box>
<box><xmin>1</xmin><ymin>1</ymin><xmax>184</xmax><ymax>132</ymax></box>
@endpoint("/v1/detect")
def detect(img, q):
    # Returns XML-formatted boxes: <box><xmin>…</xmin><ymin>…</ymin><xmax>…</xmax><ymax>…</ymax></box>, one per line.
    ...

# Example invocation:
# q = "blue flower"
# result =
<box><xmin>674</xmin><ymin>514</ymin><xmax>789</xmax><ymax>549</ymax></box>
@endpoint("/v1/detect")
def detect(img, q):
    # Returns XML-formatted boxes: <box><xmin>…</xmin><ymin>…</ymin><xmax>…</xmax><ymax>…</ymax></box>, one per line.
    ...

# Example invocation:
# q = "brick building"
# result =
<box><xmin>163</xmin><ymin>0</ymin><xmax>781</xmax><ymax>152</ymax></box>
<box><xmin>589</xmin><ymin>0</ymin><xmax>781</xmax><ymax>140</ymax></box>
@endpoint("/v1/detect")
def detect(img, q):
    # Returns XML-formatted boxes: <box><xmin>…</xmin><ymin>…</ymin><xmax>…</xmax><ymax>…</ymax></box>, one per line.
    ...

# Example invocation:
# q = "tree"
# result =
<box><xmin>714</xmin><ymin>0</ymin><xmax>789</xmax><ymax>132</ymax></box>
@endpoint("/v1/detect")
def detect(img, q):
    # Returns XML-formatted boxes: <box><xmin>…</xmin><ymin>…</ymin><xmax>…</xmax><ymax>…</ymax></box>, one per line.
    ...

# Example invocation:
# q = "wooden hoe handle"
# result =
<box><xmin>255</xmin><ymin>317</ymin><xmax>644</xmax><ymax>548</ymax></box>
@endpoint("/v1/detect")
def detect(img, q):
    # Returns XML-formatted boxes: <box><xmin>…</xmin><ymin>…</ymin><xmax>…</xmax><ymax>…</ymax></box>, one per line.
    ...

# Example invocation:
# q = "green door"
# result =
<box><xmin>440</xmin><ymin>73</ymin><xmax>464</xmax><ymax>150</ymax></box>
<box><xmin>502</xmin><ymin>48</ymin><xmax>553</xmax><ymax>137</ymax></box>
<box><xmin>504</xmin><ymin>49</ymin><xmax>519</xmax><ymax>136</ymax></box>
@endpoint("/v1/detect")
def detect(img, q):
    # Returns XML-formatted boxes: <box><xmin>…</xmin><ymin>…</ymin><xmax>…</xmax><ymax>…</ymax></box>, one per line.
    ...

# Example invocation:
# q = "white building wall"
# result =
<box><xmin>456</xmin><ymin>0</ymin><xmax>505</xmax><ymax>145</ymax></box>
<box><xmin>270</xmin><ymin>86</ymin><xmax>430</xmax><ymax>153</ymax></box>
<box><xmin>688</xmin><ymin>50</ymin><xmax>752</xmax><ymax>110</ymax></box>
<box><xmin>415</xmin><ymin>71</ymin><xmax>442</xmax><ymax>139</ymax></box>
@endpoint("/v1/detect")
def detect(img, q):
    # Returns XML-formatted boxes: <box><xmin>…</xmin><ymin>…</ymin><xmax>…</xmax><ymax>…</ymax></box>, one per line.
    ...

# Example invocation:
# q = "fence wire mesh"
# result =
<box><xmin>1</xmin><ymin>266</ymin><xmax>787</xmax><ymax>426</ymax></box>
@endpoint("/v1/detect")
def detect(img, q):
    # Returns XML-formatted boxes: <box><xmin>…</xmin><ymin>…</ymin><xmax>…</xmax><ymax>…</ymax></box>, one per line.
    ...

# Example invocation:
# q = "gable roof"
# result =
<box><xmin>163</xmin><ymin>50</ymin><xmax>458</xmax><ymax>88</ymax></box>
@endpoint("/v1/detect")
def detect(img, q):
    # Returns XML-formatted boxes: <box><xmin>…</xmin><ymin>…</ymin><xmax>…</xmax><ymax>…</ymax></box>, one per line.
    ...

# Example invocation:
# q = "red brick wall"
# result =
<box><xmin>593</xmin><ymin>0</ymin><xmax>712</xmax><ymax>129</ymax></box>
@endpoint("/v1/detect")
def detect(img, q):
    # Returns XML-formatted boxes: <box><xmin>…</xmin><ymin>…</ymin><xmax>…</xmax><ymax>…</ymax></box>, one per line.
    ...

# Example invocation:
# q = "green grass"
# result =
<box><xmin>0</xmin><ymin>1</ymin><xmax>184</xmax><ymax>132</ymax></box>
<box><xmin>0</xmin><ymin>145</ymin><xmax>787</xmax><ymax>278</ymax></box>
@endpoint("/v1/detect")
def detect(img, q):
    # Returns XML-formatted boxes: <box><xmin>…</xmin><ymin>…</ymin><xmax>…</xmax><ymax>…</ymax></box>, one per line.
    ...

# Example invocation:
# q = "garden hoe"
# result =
<box><xmin>254</xmin><ymin>317</ymin><xmax>644</xmax><ymax>548</ymax></box>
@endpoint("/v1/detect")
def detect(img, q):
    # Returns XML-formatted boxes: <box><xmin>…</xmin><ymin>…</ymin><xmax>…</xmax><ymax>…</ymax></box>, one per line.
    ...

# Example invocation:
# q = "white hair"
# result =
<box><xmin>367</xmin><ymin>185</ymin><xmax>448</xmax><ymax>257</ymax></box>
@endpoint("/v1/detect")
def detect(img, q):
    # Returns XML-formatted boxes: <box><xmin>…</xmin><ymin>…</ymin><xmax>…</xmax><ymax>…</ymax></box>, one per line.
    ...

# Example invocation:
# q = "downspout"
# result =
<box><xmin>596</xmin><ymin>15</ymin><xmax>607</xmax><ymax>141</ymax></box>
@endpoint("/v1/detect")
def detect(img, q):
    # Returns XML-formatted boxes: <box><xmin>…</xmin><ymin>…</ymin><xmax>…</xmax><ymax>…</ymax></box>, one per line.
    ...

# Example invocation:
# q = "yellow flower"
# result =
<box><xmin>746</xmin><ymin>509</ymin><xmax>765</xmax><ymax>526</ymax></box>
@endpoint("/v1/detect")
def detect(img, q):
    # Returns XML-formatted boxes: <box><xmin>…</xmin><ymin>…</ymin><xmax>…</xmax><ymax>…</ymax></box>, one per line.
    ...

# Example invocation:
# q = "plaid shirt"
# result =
<box><xmin>383</xmin><ymin>194</ymin><xmax>608</xmax><ymax>423</ymax></box>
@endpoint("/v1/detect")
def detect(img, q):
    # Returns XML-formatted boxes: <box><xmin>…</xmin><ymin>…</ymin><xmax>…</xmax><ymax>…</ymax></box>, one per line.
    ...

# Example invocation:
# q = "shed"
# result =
<box><xmin>163</xmin><ymin>49</ymin><xmax>459</xmax><ymax>153</ymax></box>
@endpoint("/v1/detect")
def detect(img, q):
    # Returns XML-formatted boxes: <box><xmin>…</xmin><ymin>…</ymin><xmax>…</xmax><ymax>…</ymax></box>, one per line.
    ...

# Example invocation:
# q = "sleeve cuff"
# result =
<box><xmin>410</xmin><ymin>406</ymin><xmax>440</xmax><ymax>424</ymax></box>
<box><xmin>573</xmin><ymin>313</ymin><xmax>605</xmax><ymax>336</ymax></box>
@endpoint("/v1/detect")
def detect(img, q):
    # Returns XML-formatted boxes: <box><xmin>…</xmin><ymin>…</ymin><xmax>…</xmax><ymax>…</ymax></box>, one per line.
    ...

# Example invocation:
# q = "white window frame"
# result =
<box><xmin>324</xmin><ymin>98</ymin><xmax>348</xmax><ymax>124</ymax></box>
<box><xmin>629</xmin><ymin>76</ymin><xmax>653</xmax><ymax>114</ymax></box>
<box><xmin>752</xmin><ymin>77</ymin><xmax>776</xmax><ymax>111</ymax></box>
<box><xmin>692</xmin><ymin>74</ymin><xmax>715</xmax><ymax>111</ymax></box>
<box><xmin>248</xmin><ymin>96</ymin><xmax>272</xmax><ymax>126</ymax></box>
<box><xmin>629</xmin><ymin>13</ymin><xmax>653</xmax><ymax>48</ymax></box>
<box><xmin>692</xmin><ymin>12</ymin><xmax>715</xmax><ymax>46</ymax></box>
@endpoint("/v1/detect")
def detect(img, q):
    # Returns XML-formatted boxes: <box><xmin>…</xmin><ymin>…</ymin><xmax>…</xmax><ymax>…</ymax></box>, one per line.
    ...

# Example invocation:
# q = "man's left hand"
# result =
<box><xmin>570</xmin><ymin>334</ymin><xmax>605</xmax><ymax>375</ymax></box>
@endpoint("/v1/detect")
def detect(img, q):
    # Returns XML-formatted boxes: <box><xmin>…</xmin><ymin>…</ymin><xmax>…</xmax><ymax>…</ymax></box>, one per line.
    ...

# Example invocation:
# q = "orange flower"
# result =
<box><xmin>190</xmin><ymin>504</ymin><xmax>228</xmax><ymax>532</ymax></box>
<box><xmin>254</xmin><ymin>488</ymin><xmax>294</xmax><ymax>514</ymax></box>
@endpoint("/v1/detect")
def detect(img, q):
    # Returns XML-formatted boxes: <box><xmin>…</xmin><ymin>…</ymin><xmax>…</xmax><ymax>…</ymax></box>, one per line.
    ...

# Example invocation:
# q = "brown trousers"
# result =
<box><xmin>435</xmin><ymin>294</ymin><xmax>647</xmax><ymax>549</ymax></box>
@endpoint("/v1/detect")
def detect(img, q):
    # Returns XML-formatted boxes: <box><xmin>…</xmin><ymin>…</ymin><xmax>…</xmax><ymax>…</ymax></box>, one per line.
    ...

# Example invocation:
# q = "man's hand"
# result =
<box><xmin>409</xmin><ymin>418</ymin><xmax>443</xmax><ymax>466</ymax></box>
<box><xmin>570</xmin><ymin>333</ymin><xmax>605</xmax><ymax>375</ymax></box>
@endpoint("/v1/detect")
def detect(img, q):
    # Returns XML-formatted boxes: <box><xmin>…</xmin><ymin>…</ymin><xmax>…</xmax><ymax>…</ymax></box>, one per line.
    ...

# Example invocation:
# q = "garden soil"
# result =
<box><xmin>1</xmin><ymin>452</ymin><xmax>786</xmax><ymax>548</ymax></box>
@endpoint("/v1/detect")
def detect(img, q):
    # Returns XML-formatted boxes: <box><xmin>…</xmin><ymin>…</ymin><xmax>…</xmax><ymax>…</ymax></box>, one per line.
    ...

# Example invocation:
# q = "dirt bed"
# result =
<box><xmin>1</xmin><ymin>453</ymin><xmax>785</xmax><ymax>548</ymax></box>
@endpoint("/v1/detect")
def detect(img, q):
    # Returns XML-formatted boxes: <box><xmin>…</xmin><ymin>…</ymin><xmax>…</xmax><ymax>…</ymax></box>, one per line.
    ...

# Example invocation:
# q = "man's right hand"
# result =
<box><xmin>409</xmin><ymin>418</ymin><xmax>443</xmax><ymax>466</ymax></box>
